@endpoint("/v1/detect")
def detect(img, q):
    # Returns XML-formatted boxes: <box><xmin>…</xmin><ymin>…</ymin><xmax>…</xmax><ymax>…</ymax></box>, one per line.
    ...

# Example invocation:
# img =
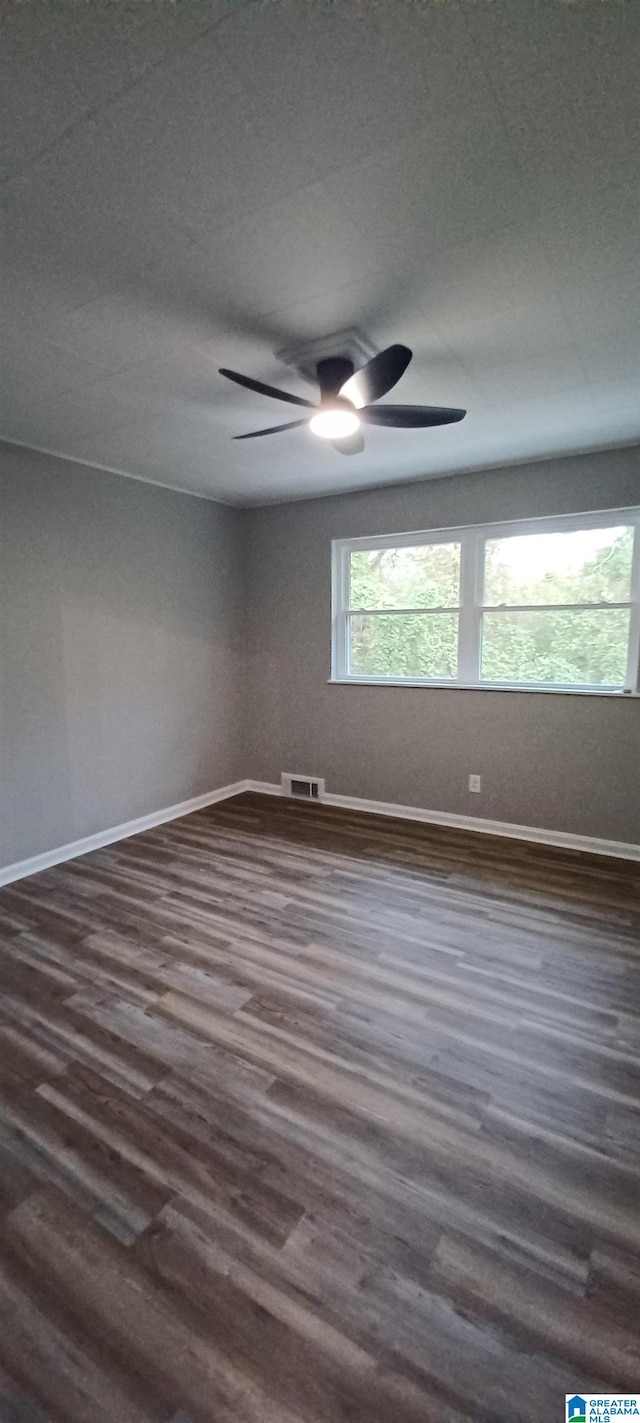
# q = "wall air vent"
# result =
<box><xmin>281</xmin><ymin>773</ymin><xmax>325</xmax><ymax>801</ymax></box>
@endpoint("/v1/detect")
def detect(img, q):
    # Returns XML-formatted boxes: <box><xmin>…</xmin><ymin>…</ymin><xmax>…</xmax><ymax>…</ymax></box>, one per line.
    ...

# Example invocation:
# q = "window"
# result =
<box><xmin>331</xmin><ymin>509</ymin><xmax>640</xmax><ymax>693</ymax></box>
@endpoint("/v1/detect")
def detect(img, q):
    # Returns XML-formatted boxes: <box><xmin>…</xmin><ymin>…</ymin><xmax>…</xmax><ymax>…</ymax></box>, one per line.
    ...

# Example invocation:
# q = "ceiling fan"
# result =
<box><xmin>219</xmin><ymin>344</ymin><xmax>466</xmax><ymax>455</ymax></box>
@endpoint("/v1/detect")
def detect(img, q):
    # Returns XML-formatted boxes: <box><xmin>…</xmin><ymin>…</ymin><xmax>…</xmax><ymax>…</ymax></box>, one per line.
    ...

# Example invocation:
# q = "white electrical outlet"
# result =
<box><xmin>468</xmin><ymin>774</ymin><xmax>481</xmax><ymax>793</ymax></box>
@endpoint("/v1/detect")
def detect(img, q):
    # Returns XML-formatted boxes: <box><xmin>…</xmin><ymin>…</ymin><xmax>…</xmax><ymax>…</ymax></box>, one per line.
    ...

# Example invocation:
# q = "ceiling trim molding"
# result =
<box><xmin>244</xmin><ymin>438</ymin><xmax>640</xmax><ymax>509</ymax></box>
<box><xmin>2</xmin><ymin>433</ymin><xmax>640</xmax><ymax>512</ymax></box>
<box><xmin>0</xmin><ymin>437</ymin><xmax>233</xmax><ymax>506</ymax></box>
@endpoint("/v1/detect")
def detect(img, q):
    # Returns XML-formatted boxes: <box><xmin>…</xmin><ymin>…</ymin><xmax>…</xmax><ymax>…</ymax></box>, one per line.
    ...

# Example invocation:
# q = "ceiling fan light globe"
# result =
<box><xmin>310</xmin><ymin>405</ymin><xmax>360</xmax><ymax>440</ymax></box>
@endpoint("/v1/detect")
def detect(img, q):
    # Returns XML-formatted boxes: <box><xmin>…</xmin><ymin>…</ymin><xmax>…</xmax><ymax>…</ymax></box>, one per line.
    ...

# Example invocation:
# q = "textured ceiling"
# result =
<box><xmin>2</xmin><ymin>0</ymin><xmax>639</xmax><ymax>505</ymax></box>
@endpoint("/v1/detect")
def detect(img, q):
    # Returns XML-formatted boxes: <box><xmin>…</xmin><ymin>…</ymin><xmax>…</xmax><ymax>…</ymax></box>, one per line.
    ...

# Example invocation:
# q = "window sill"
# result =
<box><xmin>328</xmin><ymin>679</ymin><xmax>638</xmax><ymax>697</ymax></box>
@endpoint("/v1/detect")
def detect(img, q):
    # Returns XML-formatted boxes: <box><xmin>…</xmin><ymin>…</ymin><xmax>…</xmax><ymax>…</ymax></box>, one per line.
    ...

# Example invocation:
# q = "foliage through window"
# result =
<box><xmin>332</xmin><ymin>512</ymin><xmax>640</xmax><ymax>692</ymax></box>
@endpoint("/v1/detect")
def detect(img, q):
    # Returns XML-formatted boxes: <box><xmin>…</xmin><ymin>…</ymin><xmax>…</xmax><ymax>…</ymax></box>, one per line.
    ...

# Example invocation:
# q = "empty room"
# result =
<box><xmin>1</xmin><ymin>1</ymin><xmax>640</xmax><ymax>1419</ymax></box>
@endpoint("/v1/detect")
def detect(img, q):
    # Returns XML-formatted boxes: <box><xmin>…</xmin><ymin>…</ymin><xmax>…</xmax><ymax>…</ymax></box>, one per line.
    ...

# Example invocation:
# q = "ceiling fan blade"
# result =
<box><xmin>360</xmin><ymin>404</ymin><xmax>466</xmax><ymax>428</ymax></box>
<box><xmin>219</xmin><ymin>368</ymin><xmax>314</xmax><ymax>409</ymax></box>
<box><xmin>339</xmin><ymin>344</ymin><xmax>412</xmax><ymax>408</ymax></box>
<box><xmin>234</xmin><ymin>419</ymin><xmax>309</xmax><ymax>440</ymax></box>
<box><xmin>332</xmin><ymin>431</ymin><xmax>365</xmax><ymax>456</ymax></box>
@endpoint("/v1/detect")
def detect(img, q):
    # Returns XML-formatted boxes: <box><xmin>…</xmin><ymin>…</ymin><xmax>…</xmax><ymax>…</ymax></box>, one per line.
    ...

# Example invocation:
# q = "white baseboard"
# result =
<box><xmin>0</xmin><ymin>781</ymin><xmax>250</xmax><ymax>888</ymax></box>
<box><xmin>244</xmin><ymin>780</ymin><xmax>640</xmax><ymax>863</ymax></box>
<box><xmin>2</xmin><ymin>776</ymin><xmax>638</xmax><ymax>887</ymax></box>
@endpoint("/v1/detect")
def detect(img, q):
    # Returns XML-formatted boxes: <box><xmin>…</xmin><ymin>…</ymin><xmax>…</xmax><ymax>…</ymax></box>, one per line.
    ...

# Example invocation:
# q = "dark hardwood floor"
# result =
<box><xmin>0</xmin><ymin>791</ymin><xmax>639</xmax><ymax>1422</ymax></box>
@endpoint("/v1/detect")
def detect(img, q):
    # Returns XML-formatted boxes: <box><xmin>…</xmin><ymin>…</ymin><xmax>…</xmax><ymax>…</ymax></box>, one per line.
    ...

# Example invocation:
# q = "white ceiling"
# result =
<box><xmin>2</xmin><ymin>0</ymin><xmax>640</xmax><ymax>506</ymax></box>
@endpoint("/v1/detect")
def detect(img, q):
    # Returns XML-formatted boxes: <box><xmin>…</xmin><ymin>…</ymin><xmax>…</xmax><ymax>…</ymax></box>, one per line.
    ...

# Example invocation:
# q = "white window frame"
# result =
<box><xmin>331</xmin><ymin>506</ymin><xmax>640</xmax><ymax>695</ymax></box>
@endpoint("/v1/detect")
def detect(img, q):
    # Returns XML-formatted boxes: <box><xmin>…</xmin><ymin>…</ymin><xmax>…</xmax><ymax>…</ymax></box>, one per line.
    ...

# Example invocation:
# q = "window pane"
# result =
<box><xmin>349</xmin><ymin>612</ymin><xmax>458</xmax><ymax>679</ymax></box>
<box><xmin>483</xmin><ymin>526</ymin><xmax>633</xmax><ymax>606</ymax></box>
<box><xmin>349</xmin><ymin>543</ymin><xmax>460</xmax><ymax>610</ymax></box>
<box><xmin>481</xmin><ymin>608</ymin><xmax>630</xmax><ymax>686</ymax></box>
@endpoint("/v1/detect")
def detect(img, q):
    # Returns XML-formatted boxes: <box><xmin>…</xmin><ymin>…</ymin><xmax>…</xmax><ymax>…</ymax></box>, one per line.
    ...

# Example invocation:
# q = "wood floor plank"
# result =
<box><xmin>0</xmin><ymin>790</ymin><xmax>639</xmax><ymax>1420</ymax></box>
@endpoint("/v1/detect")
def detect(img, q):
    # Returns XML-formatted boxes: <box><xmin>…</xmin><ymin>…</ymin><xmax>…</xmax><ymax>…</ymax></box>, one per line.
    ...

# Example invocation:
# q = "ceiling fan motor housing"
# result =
<box><xmin>316</xmin><ymin>356</ymin><xmax>355</xmax><ymax>398</ymax></box>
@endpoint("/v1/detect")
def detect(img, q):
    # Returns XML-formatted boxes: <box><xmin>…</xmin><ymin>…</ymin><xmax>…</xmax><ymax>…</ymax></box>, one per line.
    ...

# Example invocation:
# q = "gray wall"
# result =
<box><xmin>242</xmin><ymin>447</ymin><xmax>640</xmax><ymax>844</ymax></box>
<box><xmin>0</xmin><ymin>443</ymin><xmax>242</xmax><ymax>868</ymax></box>
<box><xmin>4</xmin><ymin>440</ymin><xmax>640</xmax><ymax>870</ymax></box>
